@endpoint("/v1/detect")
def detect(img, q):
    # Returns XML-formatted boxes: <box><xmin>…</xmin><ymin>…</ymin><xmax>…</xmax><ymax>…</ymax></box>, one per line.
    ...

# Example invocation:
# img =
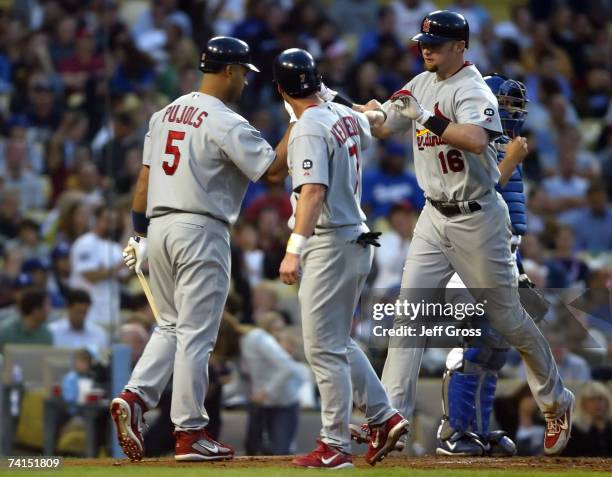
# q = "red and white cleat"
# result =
<box><xmin>543</xmin><ymin>397</ymin><xmax>574</xmax><ymax>456</ymax></box>
<box><xmin>174</xmin><ymin>428</ymin><xmax>235</xmax><ymax>461</ymax></box>
<box><xmin>292</xmin><ymin>439</ymin><xmax>354</xmax><ymax>469</ymax></box>
<box><xmin>364</xmin><ymin>413</ymin><xmax>409</xmax><ymax>466</ymax></box>
<box><xmin>110</xmin><ymin>391</ymin><xmax>147</xmax><ymax>461</ymax></box>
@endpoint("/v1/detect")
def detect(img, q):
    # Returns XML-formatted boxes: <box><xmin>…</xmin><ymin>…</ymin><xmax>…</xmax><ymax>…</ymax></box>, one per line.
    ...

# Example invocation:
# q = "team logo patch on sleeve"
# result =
<box><xmin>302</xmin><ymin>159</ymin><xmax>313</xmax><ymax>170</ymax></box>
<box><xmin>484</xmin><ymin>108</ymin><xmax>495</xmax><ymax>116</ymax></box>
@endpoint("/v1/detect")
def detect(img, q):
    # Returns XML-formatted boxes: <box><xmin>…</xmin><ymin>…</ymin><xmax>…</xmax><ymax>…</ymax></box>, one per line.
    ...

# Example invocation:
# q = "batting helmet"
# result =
<box><xmin>484</xmin><ymin>74</ymin><xmax>529</xmax><ymax>138</ymax></box>
<box><xmin>273</xmin><ymin>48</ymin><xmax>321</xmax><ymax>98</ymax></box>
<box><xmin>199</xmin><ymin>36</ymin><xmax>260</xmax><ymax>73</ymax></box>
<box><xmin>412</xmin><ymin>10</ymin><xmax>470</xmax><ymax>49</ymax></box>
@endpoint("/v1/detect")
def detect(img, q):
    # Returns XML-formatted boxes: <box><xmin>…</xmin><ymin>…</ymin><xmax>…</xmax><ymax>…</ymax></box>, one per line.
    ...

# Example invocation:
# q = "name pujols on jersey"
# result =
<box><xmin>162</xmin><ymin>104</ymin><xmax>208</xmax><ymax>128</ymax></box>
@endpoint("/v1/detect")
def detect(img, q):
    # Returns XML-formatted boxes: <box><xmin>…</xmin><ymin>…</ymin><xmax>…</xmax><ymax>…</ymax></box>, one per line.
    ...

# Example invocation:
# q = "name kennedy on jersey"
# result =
<box><xmin>162</xmin><ymin>104</ymin><xmax>208</xmax><ymax>128</ymax></box>
<box><xmin>330</xmin><ymin>115</ymin><xmax>359</xmax><ymax>146</ymax></box>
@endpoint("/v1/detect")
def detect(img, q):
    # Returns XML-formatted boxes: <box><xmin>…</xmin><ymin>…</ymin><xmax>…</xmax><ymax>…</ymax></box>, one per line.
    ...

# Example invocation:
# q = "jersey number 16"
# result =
<box><xmin>438</xmin><ymin>149</ymin><xmax>465</xmax><ymax>174</ymax></box>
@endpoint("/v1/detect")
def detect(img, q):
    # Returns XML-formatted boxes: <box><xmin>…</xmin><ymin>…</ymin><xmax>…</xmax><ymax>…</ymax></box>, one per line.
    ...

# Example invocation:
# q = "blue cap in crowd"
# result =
<box><xmin>21</xmin><ymin>258</ymin><xmax>49</xmax><ymax>274</ymax></box>
<box><xmin>13</xmin><ymin>273</ymin><xmax>34</xmax><ymax>289</ymax></box>
<box><xmin>51</xmin><ymin>242</ymin><xmax>71</xmax><ymax>261</ymax></box>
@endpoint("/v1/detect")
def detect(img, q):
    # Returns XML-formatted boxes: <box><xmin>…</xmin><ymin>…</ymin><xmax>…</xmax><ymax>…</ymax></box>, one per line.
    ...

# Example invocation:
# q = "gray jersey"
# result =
<box><xmin>384</xmin><ymin>63</ymin><xmax>502</xmax><ymax>201</ymax></box>
<box><xmin>143</xmin><ymin>92</ymin><xmax>276</xmax><ymax>224</ymax></box>
<box><xmin>288</xmin><ymin>102</ymin><xmax>370</xmax><ymax>229</ymax></box>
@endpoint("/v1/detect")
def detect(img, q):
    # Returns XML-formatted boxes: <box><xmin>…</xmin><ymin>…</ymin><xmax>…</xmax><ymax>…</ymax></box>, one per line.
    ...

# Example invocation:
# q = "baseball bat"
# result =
<box><xmin>136</xmin><ymin>270</ymin><xmax>161</xmax><ymax>325</ymax></box>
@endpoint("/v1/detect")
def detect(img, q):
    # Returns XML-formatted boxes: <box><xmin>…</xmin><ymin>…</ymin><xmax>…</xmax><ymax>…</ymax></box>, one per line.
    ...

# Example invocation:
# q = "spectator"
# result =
<box><xmin>391</xmin><ymin>0</ymin><xmax>436</xmax><ymax>46</ymax></box>
<box><xmin>118</xmin><ymin>322</ymin><xmax>151</xmax><ymax>368</ymax></box>
<box><xmin>355</xmin><ymin>7</ymin><xmax>402</xmax><ymax>63</ymax></box>
<box><xmin>4</xmin><ymin>219</ymin><xmax>49</xmax><ymax>262</ymax></box>
<box><xmin>216</xmin><ymin>313</ymin><xmax>304</xmax><ymax>455</ymax></box>
<box><xmin>69</xmin><ymin>207</ymin><xmax>126</xmax><ymax>331</ymax></box>
<box><xmin>362</xmin><ymin>142</ymin><xmax>424</xmax><ymax>220</ymax></box>
<box><xmin>564</xmin><ymin>183</ymin><xmax>612</xmax><ymax>253</ymax></box>
<box><xmin>449</xmin><ymin>0</ymin><xmax>491</xmax><ymax>36</ymax></box>
<box><xmin>48</xmin><ymin>242</ymin><xmax>71</xmax><ymax>307</ymax></box>
<box><xmin>61</xmin><ymin>348</ymin><xmax>97</xmax><ymax>407</ymax></box>
<box><xmin>244</xmin><ymin>184</ymin><xmax>292</xmax><ymax>223</ymax></box>
<box><xmin>563</xmin><ymin>381</ymin><xmax>612</xmax><ymax>456</ymax></box>
<box><xmin>372</xmin><ymin>203</ymin><xmax>416</xmax><ymax>290</ymax></box>
<box><xmin>234</xmin><ymin>220</ymin><xmax>264</xmax><ymax>287</ymax></box>
<box><xmin>57</xmin><ymin>28</ymin><xmax>104</xmax><ymax>93</ymax></box>
<box><xmin>0</xmin><ymin>288</ymin><xmax>52</xmax><ymax>350</ymax></box>
<box><xmin>542</xmin><ymin>143</ymin><xmax>588</xmax><ymax>221</ymax></box>
<box><xmin>49</xmin><ymin>288</ymin><xmax>108</xmax><ymax>357</ymax></box>
<box><xmin>0</xmin><ymin>190</ymin><xmax>22</xmax><ymax>242</ymax></box>
<box><xmin>546</xmin><ymin>224</ymin><xmax>590</xmax><ymax>287</ymax></box>
<box><xmin>20</xmin><ymin>258</ymin><xmax>49</xmax><ymax>290</ymax></box>
<box><xmin>1</xmin><ymin>138</ymin><xmax>46</xmax><ymax>211</ymax></box>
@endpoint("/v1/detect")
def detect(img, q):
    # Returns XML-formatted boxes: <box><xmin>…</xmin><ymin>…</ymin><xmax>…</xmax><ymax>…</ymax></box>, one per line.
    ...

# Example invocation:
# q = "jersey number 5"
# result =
<box><xmin>438</xmin><ymin>149</ymin><xmax>464</xmax><ymax>174</ymax></box>
<box><xmin>163</xmin><ymin>130</ymin><xmax>186</xmax><ymax>175</ymax></box>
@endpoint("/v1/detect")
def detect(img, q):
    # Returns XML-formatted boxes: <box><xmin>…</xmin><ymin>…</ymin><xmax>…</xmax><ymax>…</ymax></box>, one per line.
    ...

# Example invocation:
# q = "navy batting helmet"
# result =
<box><xmin>412</xmin><ymin>10</ymin><xmax>470</xmax><ymax>48</ymax></box>
<box><xmin>484</xmin><ymin>74</ymin><xmax>529</xmax><ymax>138</ymax></box>
<box><xmin>199</xmin><ymin>36</ymin><xmax>259</xmax><ymax>73</ymax></box>
<box><xmin>273</xmin><ymin>48</ymin><xmax>321</xmax><ymax>98</ymax></box>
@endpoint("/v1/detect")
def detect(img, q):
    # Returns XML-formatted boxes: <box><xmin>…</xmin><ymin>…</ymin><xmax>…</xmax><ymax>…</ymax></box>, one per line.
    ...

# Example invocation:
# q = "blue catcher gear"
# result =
<box><xmin>439</xmin><ymin>347</ymin><xmax>516</xmax><ymax>456</ymax></box>
<box><xmin>485</xmin><ymin>74</ymin><xmax>528</xmax><ymax>236</ymax></box>
<box><xmin>483</xmin><ymin>74</ymin><xmax>528</xmax><ymax>138</ymax></box>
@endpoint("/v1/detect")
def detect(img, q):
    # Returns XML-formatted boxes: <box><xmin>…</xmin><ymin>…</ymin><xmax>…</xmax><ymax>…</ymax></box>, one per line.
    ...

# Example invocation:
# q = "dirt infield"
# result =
<box><xmin>64</xmin><ymin>455</ymin><xmax>611</xmax><ymax>472</ymax></box>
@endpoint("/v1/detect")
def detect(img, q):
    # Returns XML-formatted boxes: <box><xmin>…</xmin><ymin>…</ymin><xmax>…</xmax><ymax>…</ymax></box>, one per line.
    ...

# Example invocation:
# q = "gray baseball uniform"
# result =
<box><xmin>126</xmin><ymin>92</ymin><xmax>276</xmax><ymax>430</ymax></box>
<box><xmin>289</xmin><ymin>102</ymin><xmax>396</xmax><ymax>452</ymax></box>
<box><xmin>380</xmin><ymin>63</ymin><xmax>573</xmax><ymax>423</ymax></box>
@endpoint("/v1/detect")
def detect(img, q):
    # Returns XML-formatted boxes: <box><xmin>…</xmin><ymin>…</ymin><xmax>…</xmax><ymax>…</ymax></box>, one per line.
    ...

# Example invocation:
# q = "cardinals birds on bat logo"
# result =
<box><xmin>423</xmin><ymin>18</ymin><xmax>431</xmax><ymax>33</ymax></box>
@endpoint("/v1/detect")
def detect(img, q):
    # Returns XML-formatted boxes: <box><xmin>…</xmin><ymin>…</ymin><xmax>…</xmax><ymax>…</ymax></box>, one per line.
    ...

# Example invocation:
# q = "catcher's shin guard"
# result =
<box><xmin>442</xmin><ymin>369</ymin><xmax>479</xmax><ymax>434</ymax></box>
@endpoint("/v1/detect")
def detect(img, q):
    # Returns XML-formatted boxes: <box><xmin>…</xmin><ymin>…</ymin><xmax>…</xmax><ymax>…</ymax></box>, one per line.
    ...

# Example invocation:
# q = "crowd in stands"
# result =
<box><xmin>0</xmin><ymin>0</ymin><xmax>610</xmax><ymax>457</ymax></box>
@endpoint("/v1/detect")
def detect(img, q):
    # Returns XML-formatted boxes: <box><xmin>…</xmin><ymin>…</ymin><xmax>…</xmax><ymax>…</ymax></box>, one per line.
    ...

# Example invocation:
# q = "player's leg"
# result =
<box><xmin>447</xmin><ymin>193</ymin><xmax>574</xmax><ymax>454</ymax></box>
<box><xmin>381</xmin><ymin>206</ymin><xmax>455</xmax><ymax>423</ymax></box>
<box><xmin>169</xmin><ymin>216</ymin><xmax>234</xmax><ymax>461</ymax></box>
<box><xmin>111</xmin><ymin>215</ymin><xmax>178</xmax><ymax>461</ymax></box>
<box><xmin>297</xmin><ymin>234</ymin><xmax>358</xmax><ymax>454</ymax></box>
<box><xmin>346</xmin><ymin>242</ymin><xmax>408</xmax><ymax>465</ymax></box>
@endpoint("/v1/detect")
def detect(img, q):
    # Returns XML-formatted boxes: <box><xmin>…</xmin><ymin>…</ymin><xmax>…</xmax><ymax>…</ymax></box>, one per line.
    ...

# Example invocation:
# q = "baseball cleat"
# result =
<box><xmin>174</xmin><ymin>428</ymin><xmax>235</xmax><ymax>461</ymax></box>
<box><xmin>543</xmin><ymin>395</ymin><xmax>574</xmax><ymax>456</ymax></box>
<box><xmin>436</xmin><ymin>431</ymin><xmax>486</xmax><ymax>456</ymax></box>
<box><xmin>482</xmin><ymin>430</ymin><xmax>517</xmax><ymax>457</ymax></box>
<box><xmin>110</xmin><ymin>391</ymin><xmax>148</xmax><ymax>461</ymax></box>
<box><xmin>292</xmin><ymin>439</ymin><xmax>353</xmax><ymax>469</ymax></box>
<box><xmin>364</xmin><ymin>413</ymin><xmax>410</xmax><ymax>466</ymax></box>
<box><xmin>349</xmin><ymin>423</ymin><xmax>370</xmax><ymax>444</ymax></box>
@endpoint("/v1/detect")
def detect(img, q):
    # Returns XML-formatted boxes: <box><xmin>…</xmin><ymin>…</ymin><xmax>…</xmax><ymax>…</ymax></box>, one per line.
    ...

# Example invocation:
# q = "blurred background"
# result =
<box><xmin>0</xmin><ymin>0</ymin><xmax>610</xmax><ymax>459</ymax></box>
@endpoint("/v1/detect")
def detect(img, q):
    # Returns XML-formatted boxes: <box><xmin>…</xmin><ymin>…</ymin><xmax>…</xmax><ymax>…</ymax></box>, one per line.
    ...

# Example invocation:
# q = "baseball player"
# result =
<box><xmin>110</xmin><ymin>36</ymin><xmax>292</xmax><ymax>462</ymax></box>
<box><xmin>274</xmin><ymin>48</ymin><xmax>408</xmax><ymax>469</ymax></box>
<box><xmin>436</xmin><ymin>75</ymin><xmax>533</xmax><ymax>457</ymax></box>
<box><xmin>358</xmin><ymin>10</ymin><xmax>574</xmax><ymax>456</ymax></box>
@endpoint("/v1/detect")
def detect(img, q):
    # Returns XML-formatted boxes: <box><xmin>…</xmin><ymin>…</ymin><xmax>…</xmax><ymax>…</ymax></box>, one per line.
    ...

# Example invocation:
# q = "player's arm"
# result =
<box><xmin>124</xmin><ymin>124</ymin><xmax>153</xmax><ymax>274</ymax></box>
<box><xmin>264</xmin><ymin>123</ymin><xmax>294</xmax><ymax>184</ymax></box>
<box><xmin>279</xmin><ymin>183</ymin><xmax>325</xmax><ymax>285</ymax></box>
<box><xmin>354</xmin><ymin>99</ymin><xmax>408</xmax><ymax>139</ymax></box>
<box><xmin>498</xmin><ymin>137</ymin><xmax>528</xmax><ymax>187</ymax></box>
<box><xmin>389</xmin><ymin>90</ymin><xmax>498</xmax><ymax>154</ymax></box>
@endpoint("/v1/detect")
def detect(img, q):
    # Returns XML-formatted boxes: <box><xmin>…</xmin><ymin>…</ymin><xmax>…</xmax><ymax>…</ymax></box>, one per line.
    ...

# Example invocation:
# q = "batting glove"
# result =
<box><xmin>390</xmin><ymin>90</ymin><xmax>432</xmax><ymax>124</ymax></box>
<box><xmin>123</xmin><ymin>236</ymin><xmax>148</xmax><ymax>274</ymax></box>
<box><xmin>318</xmin><ymin>82</ymin><xmax>338</xmax><ymax>102</ymax></box>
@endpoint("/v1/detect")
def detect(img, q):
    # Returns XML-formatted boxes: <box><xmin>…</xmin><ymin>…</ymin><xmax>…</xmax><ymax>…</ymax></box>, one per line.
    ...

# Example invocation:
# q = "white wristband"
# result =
<box><xmin>286</xmin><ymin>233</ymin><xmax>307</xmax><ymax>256</ymax></box>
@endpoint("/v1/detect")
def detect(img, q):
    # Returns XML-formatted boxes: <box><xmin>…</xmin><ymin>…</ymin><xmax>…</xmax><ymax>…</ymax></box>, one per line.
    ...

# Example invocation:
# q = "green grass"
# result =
<box><xmin>2</xmin><ymin>468</ymin><xmax>610</xmax><ymax>477</ymax></box>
